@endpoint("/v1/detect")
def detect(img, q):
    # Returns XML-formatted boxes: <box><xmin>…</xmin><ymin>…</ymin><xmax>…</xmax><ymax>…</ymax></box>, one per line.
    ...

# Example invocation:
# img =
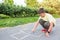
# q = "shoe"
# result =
<box><xmin>41</xmin><ymin>29</ymin><xmax>47</xmax><ymax>32</ymax></box>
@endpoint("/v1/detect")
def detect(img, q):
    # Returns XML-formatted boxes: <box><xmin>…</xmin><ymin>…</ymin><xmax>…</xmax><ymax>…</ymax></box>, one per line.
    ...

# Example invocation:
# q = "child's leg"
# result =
<box><xmin>39</xmin><ymin>19</ymin><xmax>46</xmax><ymax>27</ymax></box>
<box><xmin>39</xmin><ymin>19</ymin><xmax>48</xmax><ymax>32</ymax></box>
<box><xmin>44</xmin><ymin>21</ymin><xmax>50</xmax><ymax>29</ymax></box>
<box><xmin>44</xmin><ymin>21</ymin><xmax>54</xmax><ymax>33</ymax></box>
<box><xmin>39</xmin><ymin>19</ymin><xmax>50</xmax><ymax>37</ymax></box>
<box><xmin>44</xmin><ymin>22</ymin><xmax>54</xmax><ymax>37</ymax></box>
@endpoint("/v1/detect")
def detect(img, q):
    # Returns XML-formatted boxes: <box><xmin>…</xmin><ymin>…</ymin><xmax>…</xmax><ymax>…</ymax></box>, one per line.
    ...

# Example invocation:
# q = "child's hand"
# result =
<box><xmin>45</xmin><ymin>32</ymin><xmax>49</xmax><ymax>37</ymax></box>
<box><xmin>32</xmin><ymin>28</ymin><xmax>35</xmax><ymax>32</ymax></box>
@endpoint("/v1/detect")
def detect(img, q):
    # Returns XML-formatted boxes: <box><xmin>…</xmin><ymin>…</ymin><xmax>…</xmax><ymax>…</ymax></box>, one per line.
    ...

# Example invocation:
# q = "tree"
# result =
<box><xmin>38</xmin><ymin>0</ymin><xmax>60</xmax><ymax>14</ymax></box>
<box><xmin>26</xmin><ymin>0</ymin><xmax>39</xmax><ymax>9</ymax></box>
<box><xmin>4</xmin><ymin>0</ymin><xmax>14</xmax><ymax>5</ymax></box>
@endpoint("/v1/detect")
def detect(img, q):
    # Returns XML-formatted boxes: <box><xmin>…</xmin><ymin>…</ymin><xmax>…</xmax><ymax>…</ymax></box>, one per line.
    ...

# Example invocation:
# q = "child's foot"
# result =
<box><xmin>45</xmin><ymin>32</ymin><xmax>49</xmax><ymax>37</ymax></box>
<box><xmin>41</xmin><ymin>29</ymin><xmax>47</xmax><ymax>33</ymax></box>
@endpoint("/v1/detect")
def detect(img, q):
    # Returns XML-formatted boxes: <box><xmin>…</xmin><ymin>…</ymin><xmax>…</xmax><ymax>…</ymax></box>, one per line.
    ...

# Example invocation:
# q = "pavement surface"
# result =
<box><xmin>0</xmin><ymin>18</ymin><xmax>60</xmax><ymax>40</ymax></box>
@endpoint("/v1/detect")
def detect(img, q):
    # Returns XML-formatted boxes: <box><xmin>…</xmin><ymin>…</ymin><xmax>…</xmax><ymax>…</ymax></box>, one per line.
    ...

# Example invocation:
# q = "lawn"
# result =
<box><xmin>0</xmin><ymin>14</ymin><xmax>60</xmax><ymax>28</ymax></box>
<box><xmin>0</xmin><ymin>17</ymin><xmax>38</xmax><ymax>27</ymax></box>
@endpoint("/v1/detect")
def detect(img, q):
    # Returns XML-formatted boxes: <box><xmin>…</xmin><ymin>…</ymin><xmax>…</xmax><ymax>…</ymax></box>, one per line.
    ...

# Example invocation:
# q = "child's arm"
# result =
<box><xmin>32</xmin><ymin>20</ymin><xmax>39</xmax><ymax>32</ymax></box>
<box><xmin>48</xmin><ymin>22</ymin><xmax>53</xmax><ymax>32</ymax></box>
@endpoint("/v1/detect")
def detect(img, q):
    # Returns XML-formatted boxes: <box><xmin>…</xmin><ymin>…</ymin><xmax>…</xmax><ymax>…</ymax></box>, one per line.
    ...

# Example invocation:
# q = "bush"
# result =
<box><xmin>0</xmin><ymin>3</ymin><xmax>38</xmax><ymax>17</ymax></box>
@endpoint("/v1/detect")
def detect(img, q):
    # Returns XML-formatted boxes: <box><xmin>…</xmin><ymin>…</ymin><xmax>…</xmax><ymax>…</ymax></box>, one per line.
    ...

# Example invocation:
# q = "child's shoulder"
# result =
<box><xmin>38</xmin><ymin>16</ymin><xmax>41</xmax><ymax>20</ymax></box>
<box><xmin>46</xmin><ymin>13</ymin><xmax>52</xmax><ymax>16</ymax></box>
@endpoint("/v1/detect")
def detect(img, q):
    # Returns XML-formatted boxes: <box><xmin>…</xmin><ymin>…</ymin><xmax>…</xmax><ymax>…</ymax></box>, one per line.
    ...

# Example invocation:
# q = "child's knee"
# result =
<box><xmin>44</xmin><ymin>22</ymin><xmax>50</xmax><ymax>27</ymax></box>
<box><xmin>44</xmin><ymin>21</ymin><xmax>50</xmax><ymax>29</ymax></box>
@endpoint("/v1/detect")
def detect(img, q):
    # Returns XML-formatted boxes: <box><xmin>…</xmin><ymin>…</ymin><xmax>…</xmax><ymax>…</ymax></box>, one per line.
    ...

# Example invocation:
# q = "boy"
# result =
<box><xmin>32</xmin><ymin>8</ymin><xmax>56</xmax><ymax>37</ymax></box>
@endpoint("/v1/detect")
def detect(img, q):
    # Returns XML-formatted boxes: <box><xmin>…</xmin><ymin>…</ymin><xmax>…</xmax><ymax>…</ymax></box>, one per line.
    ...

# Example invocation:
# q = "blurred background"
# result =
<box><xmin>0</xmin><ymin>0</ymin><xmax>60</xmax><ymax>27</ymax></box>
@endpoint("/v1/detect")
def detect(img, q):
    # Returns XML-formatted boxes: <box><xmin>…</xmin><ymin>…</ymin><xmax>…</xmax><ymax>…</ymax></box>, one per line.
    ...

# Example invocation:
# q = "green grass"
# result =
<box><xmin>0</xmin><ymin>17</ymin><xmax>38</xmax><ymax>28</ymax></box>
<box><xmin>0</xmin><ymin>14</ymin><xmax>10</xmax><ymax>19</ymax></box>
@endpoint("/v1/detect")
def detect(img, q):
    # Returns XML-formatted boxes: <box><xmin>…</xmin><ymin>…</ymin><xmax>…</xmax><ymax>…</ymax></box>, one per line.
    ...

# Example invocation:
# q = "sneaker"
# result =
<box><xmin>41</xmin><ymin>29</ymin><xmax>47</xmax><ymax>32</ymax></box>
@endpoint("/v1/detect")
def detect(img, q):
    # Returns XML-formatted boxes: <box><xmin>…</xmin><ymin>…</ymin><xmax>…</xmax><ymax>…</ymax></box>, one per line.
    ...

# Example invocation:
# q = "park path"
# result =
<box><xmin>0</xmin><ymin>18</ymin><xmax>60</xmax><ymax>40</ymax></box>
